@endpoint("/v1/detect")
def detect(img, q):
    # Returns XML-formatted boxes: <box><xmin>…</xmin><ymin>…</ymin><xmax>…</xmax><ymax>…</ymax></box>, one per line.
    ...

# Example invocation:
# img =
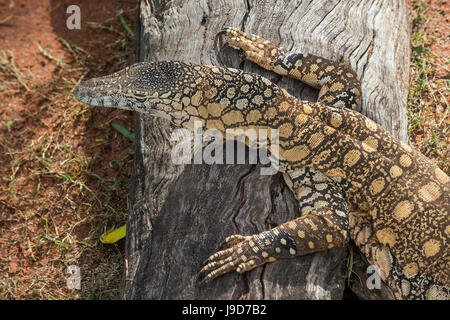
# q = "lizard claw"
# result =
<box><xmin>214</xmin><ymin>27</ymin><xmax>233</xmax><ymax>52</ymax></box>
<box><xmin>214</xmin><ymin>27</ymin><xmax>252</xmax><ymax>53</ymax></box>
<box><xmin>198</xmin><ymin>232</ymin><xmax>281</xmax><ymax>283</ymax></box>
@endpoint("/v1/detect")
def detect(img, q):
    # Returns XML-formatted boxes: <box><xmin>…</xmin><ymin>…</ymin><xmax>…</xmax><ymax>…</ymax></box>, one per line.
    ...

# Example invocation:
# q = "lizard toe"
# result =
<box><xmin>220</xmin><ymin>234</ymin><xmax>249</xmax><ymax>247</ymax></box>
<box><xmin>201</xmin><ymin>259</ymin><xmax>241</xmax><ymax>282</ymax></box>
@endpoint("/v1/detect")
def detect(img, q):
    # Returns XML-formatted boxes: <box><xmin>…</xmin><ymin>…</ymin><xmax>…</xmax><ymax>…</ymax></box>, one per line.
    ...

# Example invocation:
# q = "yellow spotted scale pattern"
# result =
<box><xmin>74</xmin><ymin>27</ymin><xmax>449</xmax><ymax>300</ymax></box>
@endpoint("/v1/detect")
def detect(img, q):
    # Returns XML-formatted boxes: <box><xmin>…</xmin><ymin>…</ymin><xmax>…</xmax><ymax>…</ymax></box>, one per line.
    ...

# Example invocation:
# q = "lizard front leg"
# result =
<box><xmin>200</xmin><ymin>169</ymin><xmax>349</xmax><ymax>282</ymax></box>
<box><xmin>199</xmin><ymin>204</ymin><xmax>348</xmax><ymax>282</ymax></box>
<box><xmin>216</xmin><ymin>27</ymin><xmax>361</xmax><ymax>111</ymax></box>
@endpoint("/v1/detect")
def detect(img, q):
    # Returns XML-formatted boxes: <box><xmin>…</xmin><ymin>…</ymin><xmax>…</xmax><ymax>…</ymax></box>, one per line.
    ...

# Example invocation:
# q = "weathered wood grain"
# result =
<box><xmin>122</xmin><ymin>0</ymin><xmax>410</xmax><ymax>299</ymax></box>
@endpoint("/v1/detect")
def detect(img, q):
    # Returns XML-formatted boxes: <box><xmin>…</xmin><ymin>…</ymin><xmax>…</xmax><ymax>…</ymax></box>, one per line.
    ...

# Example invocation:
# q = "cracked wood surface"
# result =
<box><xmin>122</xmin><ymin>0</ymin><xmax>410</xmax><ymax>299</ymax></box>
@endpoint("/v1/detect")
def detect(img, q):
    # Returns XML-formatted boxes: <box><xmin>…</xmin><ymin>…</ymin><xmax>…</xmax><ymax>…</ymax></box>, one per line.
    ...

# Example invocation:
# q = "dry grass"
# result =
<box><xmin>0</xmin><ymin>2</ymin><xmax>136</xmax><ymax>299</ymax></box>
<box><xmin>408</xmin><ymin>0</ymin><xmax>449</xmax><ymax>173</ymax></box>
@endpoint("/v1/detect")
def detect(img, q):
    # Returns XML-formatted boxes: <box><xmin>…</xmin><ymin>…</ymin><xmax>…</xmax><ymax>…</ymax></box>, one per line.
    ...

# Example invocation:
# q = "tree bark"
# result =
<box><xmin>122</xmin><ymin>0</ymin><xmax>410</xmax><ymax>299</ymax></box>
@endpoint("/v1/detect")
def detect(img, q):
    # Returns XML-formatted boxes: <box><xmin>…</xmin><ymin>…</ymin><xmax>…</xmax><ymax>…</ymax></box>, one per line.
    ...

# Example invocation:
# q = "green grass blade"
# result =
<box><xmin>111</xmin><ymin>122</ymin><xmax>135</xmax><ymax>142</ymax></box>
<box><xmin>116</xmin><ymin>9</ymin><xmax>134</xmax><ymax>37</ymax></box>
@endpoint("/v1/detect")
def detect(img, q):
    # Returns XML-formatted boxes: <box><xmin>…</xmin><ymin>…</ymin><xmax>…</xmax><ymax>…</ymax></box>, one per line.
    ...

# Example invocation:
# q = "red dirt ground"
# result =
<box><xmin>408</xmin><ymin>0</ymin><xmax>449</xmax><ymax>170</ymax></box>
<box><xmin>0</xmin><ymin>0</ymin><xmax>447</xmax><ymax>299</ymax></box>
<box><xmin>0</xmin><ymin>0</ymin><xmax>136</xmax><ymax>299</ymax></box>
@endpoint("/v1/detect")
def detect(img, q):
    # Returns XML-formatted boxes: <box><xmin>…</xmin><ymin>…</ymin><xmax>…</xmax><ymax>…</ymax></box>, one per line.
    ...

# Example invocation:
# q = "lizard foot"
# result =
<box><xmin>199</xmin><ymin>233</ymin><xmax>275</xmax><ymax>283</ymax></box>
<box><xmin>215</xmin><ymin>27</ymin><xmax>287</xmax><ymax>71</ymax></box>
<box><xmin>198</xmin><ymin>229</ymin><xmax>298</xmax><ymax>283</ymax></box>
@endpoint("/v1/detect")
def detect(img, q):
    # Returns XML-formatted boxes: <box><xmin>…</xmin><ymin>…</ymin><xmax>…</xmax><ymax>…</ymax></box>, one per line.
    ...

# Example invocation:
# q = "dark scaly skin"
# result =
<box><xmin>74</xmin><ymin>28</ymin><xmax>449</xmax><ymax>300</ymax></box>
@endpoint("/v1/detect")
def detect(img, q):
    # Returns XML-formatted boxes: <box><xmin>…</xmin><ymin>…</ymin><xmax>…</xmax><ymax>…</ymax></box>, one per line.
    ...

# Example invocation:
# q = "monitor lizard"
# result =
<box><xmin>74</xmin><ymin>27</ymin><xmax>449</xmax><ymax>300</ymax></box>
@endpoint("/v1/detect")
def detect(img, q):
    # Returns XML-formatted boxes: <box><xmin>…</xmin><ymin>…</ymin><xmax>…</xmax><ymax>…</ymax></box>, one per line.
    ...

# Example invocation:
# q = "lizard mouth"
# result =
<box><xmin>74</xmin><ymin>77</ymin><xmax>147</xmax><ymax>111</ymax></box>
<box><xmin>73</xmin><ymin>78</ymin><xmax>118</xmax><ymax>107</ymax></box>
<box><xmin>74</xmin><ymin>79</ymin><xmax>170</xmax><ymax>117</ymax></box>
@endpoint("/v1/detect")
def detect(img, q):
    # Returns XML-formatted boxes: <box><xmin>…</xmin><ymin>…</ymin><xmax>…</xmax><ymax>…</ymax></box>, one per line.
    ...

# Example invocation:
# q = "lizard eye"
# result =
<box><xmin>134</xmin><ymin>96</ymin><xmax>147</xmax><ymax>103</ymax></box>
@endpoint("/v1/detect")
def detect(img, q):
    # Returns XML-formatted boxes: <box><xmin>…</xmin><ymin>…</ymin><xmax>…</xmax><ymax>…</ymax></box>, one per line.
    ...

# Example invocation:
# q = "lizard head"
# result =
<box><xmin>74</xmin><ymin>61</ymin><xmax>197</xmax><ymax>121</ymax></box>
<box><xmin>74</xmin><ymin>60</ymin><xmax>285</xmax><ymax>129</ymax></box>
